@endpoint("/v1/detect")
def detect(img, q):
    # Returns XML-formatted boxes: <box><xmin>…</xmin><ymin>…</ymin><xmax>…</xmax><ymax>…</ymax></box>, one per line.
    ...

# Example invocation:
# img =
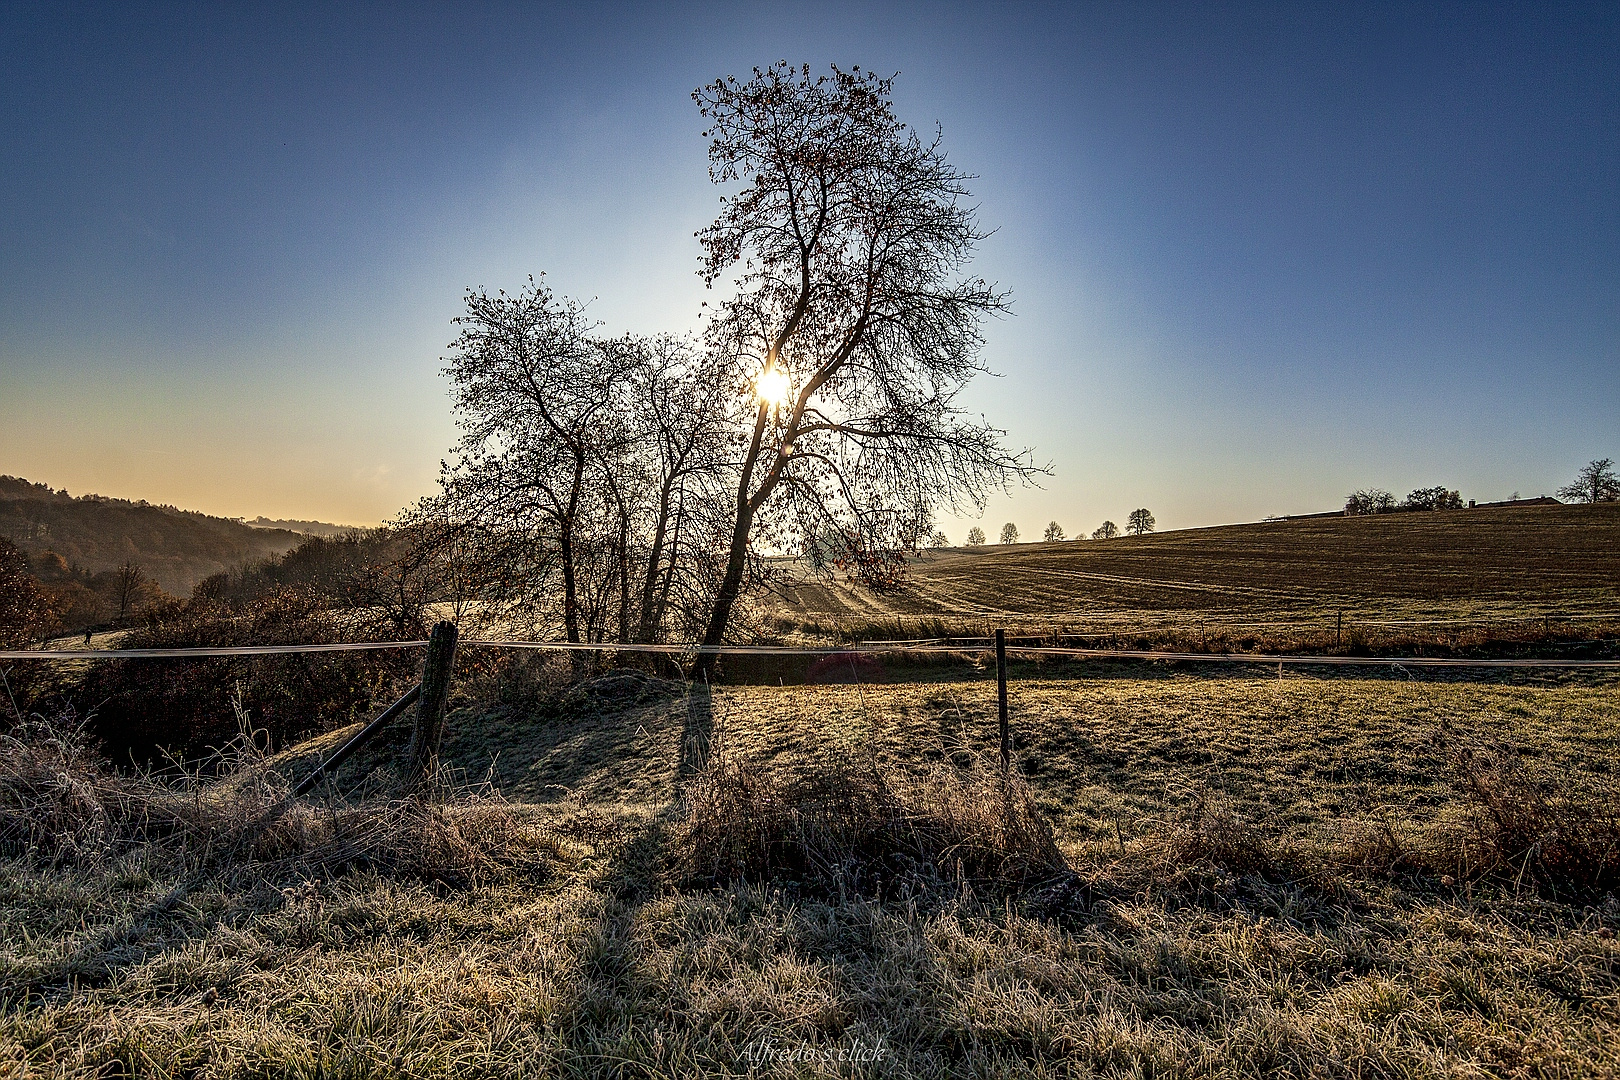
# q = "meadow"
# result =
<box><xmin>3</xmin><ymin>659</ymin><xmax>1618</xmax><ymax>1077</ymax></box>
<box><xmin>2</xmin><ymin>505</ymin><xmax>1619</xmax><ymax>1077</ymax></box>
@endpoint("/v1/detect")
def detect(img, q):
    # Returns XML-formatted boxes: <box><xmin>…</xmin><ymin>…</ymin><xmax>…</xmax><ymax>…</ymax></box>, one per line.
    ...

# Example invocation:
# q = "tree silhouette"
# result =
<box><xmin>1042</xmin><ymin>521</ymin><xmax>1064</xmax><ymax>542</ymax></box>
<box><xmin>1558</xmin><ymin>459</ymin><xmax>1619</xmax><ymax>503</ymax></box>
<box><xmin>1126</xmin><ymin>508</ymin><xmax>1155</xmax><ymax>535</ymax></box>
<box><xmin>1344</xmin><ymin>489</ymin><xmax>1396</xmax><ymax>515</ymax></box>
<box><xmin>691</xmin><ymin>63</ymin><xmax>1038</xmax><ymax>659</ymax></box>
<box><xmin>965</xmin><ymin>527</ymin><xmax>986</xmax><ymax>546</ymax></box>
<box><xmin>1091</xmin><ymin>521</ymin><xmax>1118</xmax><ymax>540</ymax></box>
<box><xmin>113</xmin><ymin>560</ymin><xmax>148</xmax><ymax>622</ymax></box>
<box><xmin>1000</xmin><ymin>522</ymin><xmax>1019</xmax><ymax>544</ymax></box>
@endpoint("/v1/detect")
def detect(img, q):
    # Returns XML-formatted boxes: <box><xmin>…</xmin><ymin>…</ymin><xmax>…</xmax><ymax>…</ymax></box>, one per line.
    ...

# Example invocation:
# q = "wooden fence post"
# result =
<box><xmin>407</xmin><ymin>620</ymin><xmax>459</xmax><ymax>790</ymax></box>
<box><xmin>996</xmin><ymin>627</ymin><xmax>1010</xmax><ymax>773</ymax></box>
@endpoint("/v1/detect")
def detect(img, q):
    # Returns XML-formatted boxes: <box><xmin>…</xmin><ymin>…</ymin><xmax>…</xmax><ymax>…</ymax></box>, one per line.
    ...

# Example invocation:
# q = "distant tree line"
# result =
<box><xmin>1344</xmin><ymin>486</ymin><xmax>1464</xmax><ymax>515</ymax></box>
<box><xmin>0</xmin><ymin>475</ymin><xmax>300</xmax><ymax>593</ymax></box>
<box><xmin>1342</xmin><ymin>461</ymin><xmax>1620</xmax><ymax>515</ymax></box>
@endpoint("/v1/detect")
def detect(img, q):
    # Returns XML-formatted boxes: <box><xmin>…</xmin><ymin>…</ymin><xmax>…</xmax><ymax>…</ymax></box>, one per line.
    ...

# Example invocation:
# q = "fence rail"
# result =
<box><xmin>3</xmin><ymin>639</ymin><xmax>1619</xmax><ymax>668</ymax></box>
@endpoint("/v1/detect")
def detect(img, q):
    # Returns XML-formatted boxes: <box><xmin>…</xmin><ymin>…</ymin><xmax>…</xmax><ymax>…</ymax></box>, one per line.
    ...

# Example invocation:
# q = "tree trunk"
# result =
<box><xmin>616</xmin><ymin>492</ymin><xmax>631</xmax><ymax>645</ymax></box>
<box><xmin>558</xmin><ymin>454</ymin><xmax>586</xmax><ymax>646</ymax></box>
<box><xmin>696</xmin><ymin>501</ymin><xmax>754</xmax><ymax>674</ymax></box>
<box><xmin>653</xmin><ymin>490</ymin><xmax>684</xmax><ymax>640</ymax></box>
<box><xmin>637</xmin><ymin>479</ymin><xmax>676</xmax><ymax>643</ymax></box>
<box><xmin>697</xmin><ymin>402</ymin><xmax>772</xmax><ymax>675</ymax></box>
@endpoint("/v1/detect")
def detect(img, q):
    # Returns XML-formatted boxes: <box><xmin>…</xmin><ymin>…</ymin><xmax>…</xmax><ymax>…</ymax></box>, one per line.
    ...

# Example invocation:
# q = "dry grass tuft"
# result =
<box><xmin>1449</xmin><ymin>741</ymin><xmax>1620</xmax><ymax>898</ymax></box>
<box><xmin>0</xmin><ymin>708</ymin><xmax>564</xmax><ymax>888</ymax></box>
<box><xmin>674</xmin><ymin>748</ymin><xmax>1066</xmax><ymax>898</ymax></box>
<box><xmin>1155</xmin><ymin>783</ymin><xmax>1277</xmax><ymax>876</ymax></box>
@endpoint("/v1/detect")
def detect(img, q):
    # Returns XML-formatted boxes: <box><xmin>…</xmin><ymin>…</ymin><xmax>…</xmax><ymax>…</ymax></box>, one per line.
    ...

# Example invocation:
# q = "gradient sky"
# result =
<box><xmin>2</xmin><ymin>2</ymin><xmax>1616</xmax><ymax>536</ymax></box>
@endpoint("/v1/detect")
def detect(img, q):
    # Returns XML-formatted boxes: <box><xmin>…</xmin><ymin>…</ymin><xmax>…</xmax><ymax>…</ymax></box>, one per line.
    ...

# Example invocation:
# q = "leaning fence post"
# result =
<box><xmin>407</xmin><ymin>620</ymin><xmax>459</xmax><ymax>790</ymax></box>
<box><xmin>996</xmin><ymin>627</ymin><xmax>1010</xmax><ymax>773</ymax></box>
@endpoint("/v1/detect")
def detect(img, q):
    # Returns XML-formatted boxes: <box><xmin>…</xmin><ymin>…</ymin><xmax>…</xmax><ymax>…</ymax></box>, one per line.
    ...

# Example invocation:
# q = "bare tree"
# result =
<box><xmin>621</xmin><ymin>335</ymin><xmax>735</xmax><ymax>642</ymax></box>
<box><xmin>1558</xmin><ymin>459</ymin><xmax>1619</xmax><ymax>503</ymax></box>
<box><xmin>691</xmin><ymin>64</ymin><xmax>1037</xmax><ymax>659</ymax></box>
<box><xmin>1344</xmin><ymin>489</ymin><xmax>1396</xmax><ymax>515</ymax></box>
<box><xmin>442</xmin><ymin>278</ymin><xmax>639</xmax><ymax>645</ymax></box>
<box><xmin>928</xmin><ymin>529</ymin><xmax>950</xmax><ymax>548</ymax></box>
<box><xmin>1125</xmin><ymin>509</ymin><xmax>1155</xmax><ymax>536</ymax></box>
<box><xmin>1042</xmin><ymin>521</ymin><xmax>1064</xmax><ymax>542</ymax></box>
<box><xmin>965</xmin><ymin>526</ymin><xmax>986</xmax><ymax>546</ymax></box>
<box><xmin>113</xmin><ymin>561</ymin><xmax>147</xmax><ymax>622</ymax></box>
<box><xmin>1091</xmin><ymin>521</ymin><xmax>1118</xmax><ymax>540</ymax></box>
<box><xmin>999</xmin><ymin>522</ymin><xmax>1019</xmax><ymax>544</ymax></box>
<box><xmin>1401</xmin><ymin>487</ymin><xmax>1463</xmax><ymax>511</ymax></box>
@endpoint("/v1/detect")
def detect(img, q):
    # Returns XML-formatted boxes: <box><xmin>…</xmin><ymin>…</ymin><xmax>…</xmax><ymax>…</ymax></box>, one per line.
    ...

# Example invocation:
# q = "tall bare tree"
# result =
<box><xmin>1126</xmin><ymin>508</ymin><xmax>1155</xmax><ymax>535</ymax></box>
<box><xmin>442</xmin><ymin>278</ymin><xmax>637</xmax><ymax>645</ymax></box>
<box><xmin>1558</xmin><ymin>458</ymin><xmax>1619</xmax><ymax>503</ymax></box>
<box><xmin>692</xmin><ymin>63</ymin><xmax>1036</xmax><ymax>658</ymax></box>
<box><xmin>113</xmin><ymin>560</ymin><xmax>147</xmax><ymax>622</ymax></box>
<box><xmin>1042</xmin><ymin>521</ymin><xmax>1064</xmax><ymax>542</ymax></box>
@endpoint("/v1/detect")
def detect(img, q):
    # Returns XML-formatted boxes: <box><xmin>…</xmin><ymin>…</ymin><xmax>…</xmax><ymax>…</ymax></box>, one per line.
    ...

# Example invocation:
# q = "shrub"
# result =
<box><xmin>1449</xmin><ymin>742</ymin><xmax>1620</xmax><ymax>897</ymax></box>
<box><xmin>675</xmin><ymin>749</ymin><xmax>1065</xmax><ymax>898</ymax></box>
<box><xmin>69</xmin><ymin>588</ymin><xmax>417</xmax><ymax>767</ymax></box>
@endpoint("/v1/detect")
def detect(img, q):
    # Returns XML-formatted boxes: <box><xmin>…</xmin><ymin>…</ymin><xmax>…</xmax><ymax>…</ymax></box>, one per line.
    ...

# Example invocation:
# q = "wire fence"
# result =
<box><xmin>3</xmin><ymin>638</ymin><xmax>1618</xmax><ymax>668</ymax></box>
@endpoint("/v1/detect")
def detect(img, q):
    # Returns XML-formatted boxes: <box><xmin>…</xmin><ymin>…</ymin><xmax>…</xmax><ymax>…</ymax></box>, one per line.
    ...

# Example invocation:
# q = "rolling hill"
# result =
<box><xmin>0</xmin><ymin>475</ymin><xmax>318</xmax><ymax>595</ymax></box>
<box><xmin>773</xmin><ymin>502</ymin><xmax>1620</xmax><ymax>633</ymax></box>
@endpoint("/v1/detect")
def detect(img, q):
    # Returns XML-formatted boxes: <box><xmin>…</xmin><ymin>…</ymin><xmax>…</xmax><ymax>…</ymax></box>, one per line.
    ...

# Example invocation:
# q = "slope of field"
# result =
<box><xmin>773</xmin><ymin>503</ymin><xmax>1620</xmax><ymax>634</ymax></box>
<box><xmin>8</xmin><ymin>668</ymin><xmax>1618</xmax><ymax>1076</ymax></box>
<box><xmin>0</xmin><ymin>475</ymin><xmax>306</xmax><ymax>594</ymax></box>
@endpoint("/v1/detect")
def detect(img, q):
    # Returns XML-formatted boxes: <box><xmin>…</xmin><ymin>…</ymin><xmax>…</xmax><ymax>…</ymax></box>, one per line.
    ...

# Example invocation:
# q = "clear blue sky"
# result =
<box><xmin>2</xmin><ymin>1</ymin><xmax>1615</xmax><ymax>534</ymax></box>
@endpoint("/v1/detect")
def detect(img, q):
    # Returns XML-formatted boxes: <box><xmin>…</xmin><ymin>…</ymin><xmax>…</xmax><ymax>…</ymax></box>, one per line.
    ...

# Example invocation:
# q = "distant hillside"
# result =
<box><xmin>0</xmin><ymin>475</ymin><xmax>306</xmax><ymax>595</ymax></box>
<box><xmin>776</xmin><ymin>502</ymin><xmax>1620</xmax><ymax>627</ymax></box>
<box><xmin>244</xmin><ymin>516</ymin><xmax>363</xmax><ymax>538</ymax></box>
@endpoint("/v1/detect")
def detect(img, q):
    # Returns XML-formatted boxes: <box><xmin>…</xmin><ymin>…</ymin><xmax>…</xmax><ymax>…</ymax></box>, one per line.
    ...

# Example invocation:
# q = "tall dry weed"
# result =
<box><xmin>0</xmin><ymin>707</ymin><xmax>562</xmax><ymax>887</ymax></box>
<box><xmin>675</xmin><ymin>746</ymin><xmax>1066</xmax><ymax>897</ymax></box>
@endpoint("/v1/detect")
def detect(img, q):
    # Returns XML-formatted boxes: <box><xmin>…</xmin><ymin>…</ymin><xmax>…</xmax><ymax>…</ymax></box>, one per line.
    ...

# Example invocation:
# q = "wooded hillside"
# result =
<box><xmin>0</xmin><ymin>475</ymin><xmax>307</xmax><ymax>594</ymax></box>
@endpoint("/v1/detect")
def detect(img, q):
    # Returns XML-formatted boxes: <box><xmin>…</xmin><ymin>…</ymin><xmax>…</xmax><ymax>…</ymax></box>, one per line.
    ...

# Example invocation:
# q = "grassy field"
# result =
<box><xmin>4</xmin><ymin>504</ymin><xmax>1620</xmax><ymax>1076</ymax></box>
<box><xmin>771</xmin><ymin>503</ymin><xmax>1620</xmax><ymax>649</ymax></box>
<box><xmin>3</xmin><ymin>660</ymin><xmax>1619</xmax><ymax>1077</ymax></box>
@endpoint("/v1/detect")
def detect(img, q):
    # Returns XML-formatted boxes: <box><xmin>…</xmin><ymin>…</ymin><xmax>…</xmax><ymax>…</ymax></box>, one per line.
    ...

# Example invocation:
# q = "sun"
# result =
<box><xmin>755</xmin><ymin>366</ymin><xmax>791</xmax><ymax>408</ymax></box>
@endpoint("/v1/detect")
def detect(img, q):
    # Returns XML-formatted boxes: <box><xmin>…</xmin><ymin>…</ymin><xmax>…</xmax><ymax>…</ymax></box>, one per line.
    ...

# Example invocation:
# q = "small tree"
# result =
<box><xmin>1345</xmin><ymin>489</ymin><xmax>1396</xmax><ymax>515</ymax></box>
<box><xmin>999</xmin><ymin>522</ymin><xmax>1019</xmax><ymax>544</ymax></box>
<box><xmin>928</xmin><ymin>529</ymin><xmax>950</xmax><ymax>548</ymax></box>
<box><xmin>1402</xmin><ymin>486</ymin><xmax>1463</xmax><ymax>511</ymax></box>
<box><xmin>1126</xmin><ymin>508</ymin><xmax>1155</xmax><ymax>535</ymax></box>
<box><xmin>0</xmin><ymin>537</ymin><xmax>53</xmax><ymax>648</ymax></box>
<box><xmin>965</xmin><ymin>526</ymin><xmax>986</xmax><ymax>546</ymax></box>
<box><xmin>1042</xmin><ymin>521</ymin><xmax>1064</xmax><ymax>542</ymax></box>
<box><xmin>1558</xmin><ymin>459</ymin><xmax>1619</xmax><ymax>503</ymax></box>
<box><xmin>1091</xmin><ymin>521</ymin><xmax>1118</xmax><ymax>540</ymax></box>
<box><xmin>113</xmin><ymin>561</ymin><xmax>148</xmax><ymax>622</ymax></box>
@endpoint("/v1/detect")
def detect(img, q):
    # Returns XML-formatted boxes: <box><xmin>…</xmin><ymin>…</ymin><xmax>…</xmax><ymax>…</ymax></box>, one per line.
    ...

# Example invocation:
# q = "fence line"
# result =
<box><xmin>3</xmin><ymin>638</ymin><xmax>1619</xmax><ymax>668</ymax></box>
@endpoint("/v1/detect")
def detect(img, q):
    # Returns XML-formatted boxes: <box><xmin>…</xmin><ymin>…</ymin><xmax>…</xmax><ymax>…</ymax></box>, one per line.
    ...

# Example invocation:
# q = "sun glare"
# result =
<box><xmin>755</xmin><ymin>366</ymin><xmax>791</xmax><ymax>407</ymax></box>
